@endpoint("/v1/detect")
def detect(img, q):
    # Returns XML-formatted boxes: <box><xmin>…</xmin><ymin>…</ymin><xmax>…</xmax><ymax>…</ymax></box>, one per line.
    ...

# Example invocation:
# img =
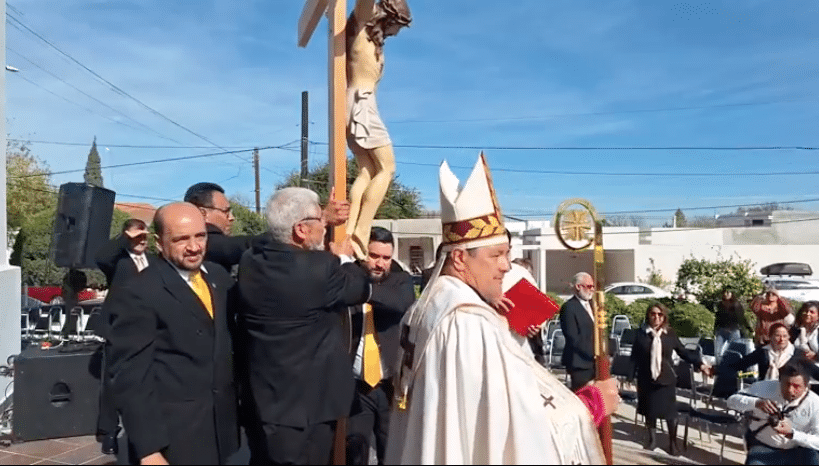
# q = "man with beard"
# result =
<box><xmin>107</xmin><ymin>203</ymin><xmax>239</xmax><ymax>464</ymax></box>
<box><xmin>346</xmin><ymin>227</ymin><xmax>415</xmax><ymax>465</ymax></box>
<box><xmin>560</xmin><ymin>272</ymin><xmax>598</xmax><ymax>391</ymax></box>
<box><xmin>236</xmin><ymin>187</ymin><xmax>371</xmax><ymax>464</ymax></box>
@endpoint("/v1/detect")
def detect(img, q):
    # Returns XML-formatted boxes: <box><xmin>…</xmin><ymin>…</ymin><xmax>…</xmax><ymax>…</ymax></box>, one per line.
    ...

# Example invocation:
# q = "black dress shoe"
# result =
<box><xmin>101</xmin><ymin>433</ymin><xmax>118</xmax><ymax>455</ymax></box>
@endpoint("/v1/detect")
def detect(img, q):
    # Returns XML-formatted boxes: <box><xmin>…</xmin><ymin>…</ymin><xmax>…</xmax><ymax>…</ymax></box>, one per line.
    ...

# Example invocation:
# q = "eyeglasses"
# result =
<box><xmin>205</xmin><ymin>205</ymin><xmax>232</xmax><ymax>215</ymax></box>
<box><xmin>649</xmin><ymin>312</ymin><xmax>664</xmax><ymax>317</ymax></box>
<box><xmin>299</xmin><ymin>216</ymin><xmax>323</xmax><ymax>224</ymax></box>
<box><xmin>578</xmin><ymin>284</ymin><xmax>595</xmax><ymax>290</ymax></box>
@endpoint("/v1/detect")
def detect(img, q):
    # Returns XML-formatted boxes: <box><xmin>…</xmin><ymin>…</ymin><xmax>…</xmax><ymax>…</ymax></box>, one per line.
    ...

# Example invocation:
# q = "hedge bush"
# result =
<box><xmin>669</xmin><ymin>302</ymin><xmax>715</xmax><ymax>338</ymax></box>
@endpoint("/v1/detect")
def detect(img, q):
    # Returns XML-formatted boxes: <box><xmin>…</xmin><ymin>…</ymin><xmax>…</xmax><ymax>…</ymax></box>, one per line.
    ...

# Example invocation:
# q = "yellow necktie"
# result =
<box><xmin>190</xmin><ymin>271</ymin><xmax>214</xmax><ymax>319</ymax></box>
<box><xmin>362</xmin><ymin>303</ymin><xmax>382</xmax><ymax>387</ymax></box>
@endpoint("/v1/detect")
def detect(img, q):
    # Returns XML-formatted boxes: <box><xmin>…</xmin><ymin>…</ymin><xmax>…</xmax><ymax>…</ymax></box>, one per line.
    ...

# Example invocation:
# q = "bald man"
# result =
<box><xmin>107</xmin><ymin>203</ymin><xmax>239</xmax><ymax>465</ymax></box>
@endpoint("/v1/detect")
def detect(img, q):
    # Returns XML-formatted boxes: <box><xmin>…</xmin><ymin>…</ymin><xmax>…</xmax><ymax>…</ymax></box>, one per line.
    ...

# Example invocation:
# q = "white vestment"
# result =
<box><xmin>386</xmin><ymin>275</ymin><xmax>604</xmax><ymax>465</ymax></box>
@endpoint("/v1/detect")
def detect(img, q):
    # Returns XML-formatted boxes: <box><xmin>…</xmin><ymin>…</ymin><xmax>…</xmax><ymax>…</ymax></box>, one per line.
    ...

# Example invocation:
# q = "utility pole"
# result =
<box><xmin>300</xmin><ymin>91</ymin><xmax>309</xmax><ymax>186</ymax></box>
<box><xmin>253</xmin><ymin>148</ymin><xmax>261</xmax><ymax>214</ymax></box>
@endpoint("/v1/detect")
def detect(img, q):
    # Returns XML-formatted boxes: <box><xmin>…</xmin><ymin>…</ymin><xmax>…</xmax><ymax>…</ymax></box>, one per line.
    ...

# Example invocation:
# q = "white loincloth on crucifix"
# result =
<box><xmin>300</xmin><ymin>0</ymin><xmax>410</xmax><ymax>257</ymax></box>
<box><xmin>386</xmin><ymin>154</ymin><xmax>605</xmax><ymax>464</ymax></box>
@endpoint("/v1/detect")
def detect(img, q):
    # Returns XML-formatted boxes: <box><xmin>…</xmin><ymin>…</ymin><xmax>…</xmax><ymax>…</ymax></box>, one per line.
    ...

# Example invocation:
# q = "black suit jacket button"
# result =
<box><xmin>197</xmin><ymin>330</ymin><xmax>204</xmax><ymax>336</ymax></box>
<box><xmin>212</xmin><ymin>389</ymin><xmax>219</xmax><ymax>395</ymax></box>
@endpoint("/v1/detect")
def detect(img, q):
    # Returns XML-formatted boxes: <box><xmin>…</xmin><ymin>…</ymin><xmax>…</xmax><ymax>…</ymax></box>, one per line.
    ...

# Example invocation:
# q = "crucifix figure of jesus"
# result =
<box><xmin>299</xmin><ymin>0</ymin><xmax>411</xmax><ymax>258</ymax></box>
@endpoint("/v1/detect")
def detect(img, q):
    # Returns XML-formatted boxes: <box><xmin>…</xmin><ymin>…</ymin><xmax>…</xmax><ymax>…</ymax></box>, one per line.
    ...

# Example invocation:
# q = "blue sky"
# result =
<box><xmin>5</xmin><ymin>0</ymin><xmax>819</xmax><ymax>225</ymax></box>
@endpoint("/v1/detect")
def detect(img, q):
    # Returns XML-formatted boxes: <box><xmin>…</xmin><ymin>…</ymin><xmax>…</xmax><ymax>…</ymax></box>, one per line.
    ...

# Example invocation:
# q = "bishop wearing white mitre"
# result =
<box><xmin>386</xmin><ymin>153</ymin><xmax>605</xmax><ymax>464</ymax></box>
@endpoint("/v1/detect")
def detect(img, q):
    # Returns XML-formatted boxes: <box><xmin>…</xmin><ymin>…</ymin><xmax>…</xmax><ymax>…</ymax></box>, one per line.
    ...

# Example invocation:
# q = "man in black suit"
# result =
<box><xmin>184</xmin><ymin>182</ymin><xmax>350</xmax><ymax>273</ymax></box>
<box><xmin>184</xmin><ymin>182</ymin><xmax>254</xmax><ymax>273</ymax></box>
<box><xmin>559</xmin><ymin>271</ymin><xmax>597</xmax><ymax>391</ymax></box>
<box><xmin>96</xmin><ymin>219</ymin><xmax>156</xmax><ymax>291</ymax></box>
<box><xmin>236</xmin><ymin>187</ymin><xmax>370</xmax><ymax>465</ymax></box>
<box><xmin>107</xmin><ymin>202</ymin><xmax>239</xmax><ymax>465</ymax></box>
<box><xmin>346</xmin><ymin>227</ymin><xmax>415</xmax><ymax>465</ymax></box>
<box><xmin>94</xmin><ymin>218</ymin><xmax>158</xmax><ymax>455</ymax></box>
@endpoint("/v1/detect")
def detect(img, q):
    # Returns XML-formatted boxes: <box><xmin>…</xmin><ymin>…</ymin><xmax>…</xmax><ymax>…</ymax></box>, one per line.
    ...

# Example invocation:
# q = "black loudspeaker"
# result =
<box><xmin>52</xmin><ymin>183</ymin><xmax>116</xmax><ymax>269</ymax></box>
<box><xmin>13</xmin><ymin>345</ymin><xmax>103</xmax><ymax>441</ymax></box>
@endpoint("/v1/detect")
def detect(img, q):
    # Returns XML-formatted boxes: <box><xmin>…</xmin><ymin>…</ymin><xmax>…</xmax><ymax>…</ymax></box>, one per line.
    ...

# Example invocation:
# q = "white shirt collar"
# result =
<box><xmin>169</xmin><ymin>262</ymin><xmax>208</xmax><ymax>285</ymax></box>
<box><xmin>128</xmin><ymin>251</ymin><xmax>146</xmax><ymax>261</ymax></box>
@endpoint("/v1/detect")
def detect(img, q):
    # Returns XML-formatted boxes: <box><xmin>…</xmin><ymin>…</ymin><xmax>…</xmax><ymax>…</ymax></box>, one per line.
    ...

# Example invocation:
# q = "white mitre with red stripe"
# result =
<box><xmin>439</xmin><ymin>152</ymin><xmax>506</xmax><ymax>251</ymax></box>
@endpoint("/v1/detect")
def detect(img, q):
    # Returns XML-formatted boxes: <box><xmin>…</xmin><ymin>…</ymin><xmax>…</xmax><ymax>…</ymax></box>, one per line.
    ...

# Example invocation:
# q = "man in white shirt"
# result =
<box><xmin>728</xmin><ymin>363</ymin><xmax>819</xmax><ymax>465</ymax></box>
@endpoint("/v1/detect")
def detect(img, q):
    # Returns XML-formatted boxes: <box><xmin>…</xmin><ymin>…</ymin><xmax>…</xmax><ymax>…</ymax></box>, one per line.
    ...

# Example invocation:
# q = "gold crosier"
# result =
<box><xmin>553</xmin><ymin>198</ymin><xmax>613</xmax><ymax>465</ymax></box>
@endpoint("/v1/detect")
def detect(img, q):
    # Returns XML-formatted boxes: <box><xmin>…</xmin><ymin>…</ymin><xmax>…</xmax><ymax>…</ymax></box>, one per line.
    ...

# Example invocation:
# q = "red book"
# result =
<box><xmin>503</xmin><ymin>279</ymin><xmax>560</xmax><ymax>336</ymax></box>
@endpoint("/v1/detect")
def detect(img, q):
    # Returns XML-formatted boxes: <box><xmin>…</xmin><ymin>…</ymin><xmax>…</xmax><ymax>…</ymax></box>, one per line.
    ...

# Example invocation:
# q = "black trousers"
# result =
<box><xmin>346</xmin><ymin>379</ymin><xmax>393</xmax><ymax>465</ymax></box>
<box><xmin>568</xmin><ymin>368</ymin><xmax>595</xmax><ymax>391</ymax></box>
<box><xmin>97</xmin><ymin>343</ymin><xmax>119</xmax><ymax>436</ymax></box>
<box><xmin>256</xmin><ymin>420</ymin><xmax>336</xmax><ymax>465</ymax></box>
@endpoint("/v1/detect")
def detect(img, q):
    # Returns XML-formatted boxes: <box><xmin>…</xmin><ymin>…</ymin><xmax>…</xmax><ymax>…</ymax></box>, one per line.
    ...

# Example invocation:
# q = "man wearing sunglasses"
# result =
<box><xmin>560</xmin><ymin>272</ymin><xmax>598</xmax><ymax>390</ymax></box>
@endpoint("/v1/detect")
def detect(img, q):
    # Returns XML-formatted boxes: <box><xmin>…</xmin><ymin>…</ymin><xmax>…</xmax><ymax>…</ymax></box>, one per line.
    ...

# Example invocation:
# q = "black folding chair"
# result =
<box><xmin>684</xmin><ymin>350</ymin><xmax>746</xmax><ymax>463</ymax></box>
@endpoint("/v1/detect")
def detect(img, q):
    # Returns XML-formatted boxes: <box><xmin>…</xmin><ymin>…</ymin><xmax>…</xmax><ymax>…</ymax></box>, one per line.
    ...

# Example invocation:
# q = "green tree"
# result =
<box><xmin>84</xmin><ymin>137</ymin><xmax>104</xmax><ymax>187</ymax></box>
<box><xmin>11</xmin><ymin>206</ymin><xmax>130</xmax><ymax>287</ymax></box>
<box><xmin>640</xmin><ymin>257</ymin><xmax>672</xmax><ymax>288</ymax></box>
<box><xmin>278</xmin><ymin>158</ymin><xmax>423</xmax><ymax>219</ymax></box>
<box><xmin>675</xmin><ymin>255</ymin><xmax>764</xmax><ymax>311</ymax></box>
<box><xmin>230</xmin><ymin>196</ymin><xmax>267</xmax><ymax>236</ymax></box>
<box><xmin>6</xmin><ymin>140</ymin><xmax>57</xmax><ymax>238</ymax></box>
<box><xmin>674</xmin><ymin>208</ymin><xmax>687</xmax><ymax>227</ymax></box>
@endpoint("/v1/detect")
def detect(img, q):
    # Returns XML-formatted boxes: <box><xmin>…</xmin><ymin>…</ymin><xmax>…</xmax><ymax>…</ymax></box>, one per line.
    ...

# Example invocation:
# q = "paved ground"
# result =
<box><xmin>0</xmin><ymin>375</ymin><xmax>748</xmax><ymax>465</ymax></box>
<box><xmin>0</xmin><ymin>435</ymin><xmax>114</xmax><ymax>465</ymax></box>
<box><xmin>611</xmin><ymin>388</ymin><xmax>745</xmax><ymax>465</ymax></box>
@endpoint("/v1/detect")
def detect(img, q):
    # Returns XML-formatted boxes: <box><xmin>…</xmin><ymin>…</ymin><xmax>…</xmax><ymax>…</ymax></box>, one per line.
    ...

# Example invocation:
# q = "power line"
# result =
<box><xmin>503</xmin><ymin>197</ymin><xmax>819</xmax><ymax>217</ymax></box>
<box><xmin>400</xmin><ymin>161</ymin><xmax>819</xmax><ymax>177</ymax></box>
<box><xmin>8</xmin><ymin>139</ymin><xmax>250</xmax><ymax>150</ymax></box>
<box><xmin>18</xmin><ymin>186</ymin><xmax>260</xmax><ymax>211</ymax></box>
<box><xmin>307</xmin><ymin>144</ymin><xmax>819</xmax><ymax>177</ymax></box>
<box><xmin>5</xmin><ymin>10</ymin><xmax>243</xmax><ymax>160</ymax></box>
<box><xmin>8</xmin><ymin>145</ymin><xmax>286</xmax><ymax>180</ymax></box>
<box><xmin>310</xmin><ymin>140</ymin><xmax>817</xmax><ymax>151</ymax></box>
<box><xmin>11</xmin><ymin>72</ymin><xmax>148</xmax><ymax>132</ymax></box>
<box><xmin>380</xmin><ymin>216</ymin><xmax>819</xmax><ymax>238</ymax></box>
<box><xmin>6</xmin><ymin>47</ymin><xmax>185</xmax><ymax>145</ymax></box>
<box><xmin>388</xmin><ymin>96</ymin><xmax>817</xmax><ymax>124</ymax></box>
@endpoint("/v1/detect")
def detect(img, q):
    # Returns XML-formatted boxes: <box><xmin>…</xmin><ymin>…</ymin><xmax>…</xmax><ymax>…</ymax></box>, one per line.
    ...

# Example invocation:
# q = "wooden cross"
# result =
<box><xmin>298</xmin><ymin>0</ymin><xmax>347</xmax><ymax>240</ymax></box>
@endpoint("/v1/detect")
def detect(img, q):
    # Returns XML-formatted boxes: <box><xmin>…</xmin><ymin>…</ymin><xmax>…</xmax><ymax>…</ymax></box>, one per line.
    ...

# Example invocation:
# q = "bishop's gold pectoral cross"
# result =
<box><xmin>298</xmin><ymin>0</ymin><xmax>347</xmax><ymax>241</ymax></box>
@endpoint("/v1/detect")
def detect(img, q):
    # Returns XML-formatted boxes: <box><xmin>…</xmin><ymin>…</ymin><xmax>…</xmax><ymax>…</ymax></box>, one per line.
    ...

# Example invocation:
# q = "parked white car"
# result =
<box><xmin>762</xmin><ymin>277</ymin><xmax>819</xmax><ymax>303</ymax></box>
<box><xmin>604</xmin><ymin>282</ymin><xmax>671</xmax><ymax>304</ymax></box>
<box><xmin>761</xmin><ymin>262</ymin><xmax>819</xmax><ymax>303</ymax></box>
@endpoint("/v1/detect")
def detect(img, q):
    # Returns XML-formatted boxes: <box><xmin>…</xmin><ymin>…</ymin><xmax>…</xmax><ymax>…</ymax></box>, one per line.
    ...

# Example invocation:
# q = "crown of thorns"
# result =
<box><xmin>381</xmin><ymin>0</ymin><xmax>412</xmax><ymax>25</ymax></box>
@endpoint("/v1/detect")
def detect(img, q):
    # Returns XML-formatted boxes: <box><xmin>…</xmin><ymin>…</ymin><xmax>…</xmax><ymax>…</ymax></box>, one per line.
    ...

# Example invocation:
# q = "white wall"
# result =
<box><xmin>1</xmin><ymin>0</ymin><xmax>22</xmax><ymax>385</ymax></box>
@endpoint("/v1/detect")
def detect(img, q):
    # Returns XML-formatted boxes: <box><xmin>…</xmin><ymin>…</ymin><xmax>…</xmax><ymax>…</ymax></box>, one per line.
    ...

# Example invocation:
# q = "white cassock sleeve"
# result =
<box><xmin>386</xmin><ymin>306</ymin><xmax>603</xmax><ymax>465</ymax></box>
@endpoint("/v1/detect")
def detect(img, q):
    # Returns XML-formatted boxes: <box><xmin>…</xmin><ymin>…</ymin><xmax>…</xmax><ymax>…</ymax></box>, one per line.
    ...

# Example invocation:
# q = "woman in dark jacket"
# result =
<box><xmin>631</xmin><ymin>303</ymin><xmax>711</xmax><ymax>455</ymax></box>
<box><xmin>729</xmin><ymin>322</ymin><xmax>819</xmax><ymax>381</ymax></box>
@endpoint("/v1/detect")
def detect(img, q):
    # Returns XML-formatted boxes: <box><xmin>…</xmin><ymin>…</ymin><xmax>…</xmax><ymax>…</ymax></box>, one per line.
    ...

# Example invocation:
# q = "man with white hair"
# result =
<box><xmin>386</xmin><ymin>154</ymin><xmax>617</xmax><ymax>464</ymax></box>
<box><xmin>560</xmin><ymin>271</ymin><xmax>598</xmax><ymax>390</ymax></box>
<box><xmin>235</xmin><ymin>187</ymin><xmax>371</xmax><ymax>464</ymax></box>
